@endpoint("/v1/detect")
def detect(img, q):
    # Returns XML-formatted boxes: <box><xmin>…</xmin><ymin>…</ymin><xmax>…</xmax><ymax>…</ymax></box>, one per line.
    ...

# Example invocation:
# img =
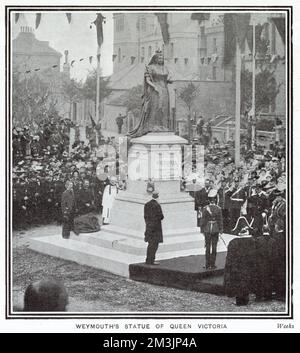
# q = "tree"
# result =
<box><xmin>123</xmin><ymin>85</ymin><xmax>143</xmax><ymax>118</ymax></box>
<box><xmin>178</xmin><ymin>83</ymin><xmax>198</xmax><ymax>141</ymax></box>
<box><xmin>61</xmin><ymin>78</ymin><xmax>83</xmax><ymax>119</ymax></box>
<box><xmin>81</xmin><ymin>69</ymin><xmax>112</xmax><ymax>103</ymax></box>
<box><xmin>241</xmin><ymin>68</ymin><xmax>283</xmax><ymax>114</ymax></box>
<box><xmin>12</xmin><ymin>72</ymin><xmax>56</xmax><ymax>127</ymax></box>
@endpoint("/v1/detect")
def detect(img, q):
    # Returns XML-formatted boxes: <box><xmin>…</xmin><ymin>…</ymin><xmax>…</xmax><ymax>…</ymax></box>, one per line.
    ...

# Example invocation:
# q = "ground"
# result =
<box><xmin>12</xmin><ymin>225</ymin><xmax>286</xmax><ymax>313</ymax></box>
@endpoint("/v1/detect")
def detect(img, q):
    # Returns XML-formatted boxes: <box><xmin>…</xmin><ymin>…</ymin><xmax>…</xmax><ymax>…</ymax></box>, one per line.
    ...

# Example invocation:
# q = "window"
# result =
<box><xmin>118</xmin><ymin>47</ymin><xmax>121</xmax><ymax>63</ymax></box>
<box><xmin>116</xmin><ymin>15</ymin><xmax>125</xmax><ymax>32</ymax></box>
<box><xmin>141</xmin><ymin>47</ymin><xmax>145</xmax><ymax>57</ymax></box>
<box><xmin>170</xmin><ymin>42</ymin><xmax>174</xmax><ymax>58</ymax></box>
<box><xmin>212</xmin><ymin>66</ymin><xmax>217</xmax><ymax>80</ymax></box>
<box><xmin>213</xmin><ymin>38</ymin><xmax>217</xmax><ymax>53</ymax></box>
<box><xmin>140</xmin><ymin>17</ymin><xmax>146</xmax><ymax>32</ymax></box>
<box><xmin>148</xmin><ymin>46</ymin><xmax>152</xmax><ymax>58</ymax></box>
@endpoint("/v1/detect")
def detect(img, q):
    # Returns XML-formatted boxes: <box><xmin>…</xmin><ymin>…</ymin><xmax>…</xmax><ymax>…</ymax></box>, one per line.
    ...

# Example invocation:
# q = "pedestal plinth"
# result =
<box><xmin>29</xmin><ymin>132</ymin><xmax>207</xmax><ymax>278</ymax></box>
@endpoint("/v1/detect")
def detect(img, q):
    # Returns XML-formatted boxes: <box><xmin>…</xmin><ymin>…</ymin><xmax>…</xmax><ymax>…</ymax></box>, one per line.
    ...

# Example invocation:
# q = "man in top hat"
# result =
<box><xmin>144</xmin><ymin>191</ymin><xmax>164</xmax><ymax>265</ymax></box>
<box><xmin>201</xmin><ymin>189</ymin><xmax>223</xmax><ymax>269</ymax></box>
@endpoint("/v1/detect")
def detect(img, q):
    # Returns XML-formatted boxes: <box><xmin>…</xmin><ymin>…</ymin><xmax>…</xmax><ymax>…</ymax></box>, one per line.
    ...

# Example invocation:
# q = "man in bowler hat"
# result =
<box><xmin>144</xmin><ymin>191</ymin><xmax>164</xmax><ymax>265</ymax></box>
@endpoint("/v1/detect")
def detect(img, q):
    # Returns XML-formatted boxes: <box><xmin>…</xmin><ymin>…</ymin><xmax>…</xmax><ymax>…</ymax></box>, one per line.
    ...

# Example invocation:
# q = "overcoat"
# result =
<box><xmin>144</xmin><ymin>199</ymin><xmax>164</xmax><ymax>243</ymax></box>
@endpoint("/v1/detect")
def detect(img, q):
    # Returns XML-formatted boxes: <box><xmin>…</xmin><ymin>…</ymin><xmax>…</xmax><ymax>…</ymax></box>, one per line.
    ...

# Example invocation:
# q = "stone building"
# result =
<box><xmin>103</xmin><ymin>12</ymin><xmax>286</xmax><ymax>136</ymax></box>
<box><xmin>12</xmin><ymin>25</ymin><xmax>95</xmax><ymax>125</ymax></box>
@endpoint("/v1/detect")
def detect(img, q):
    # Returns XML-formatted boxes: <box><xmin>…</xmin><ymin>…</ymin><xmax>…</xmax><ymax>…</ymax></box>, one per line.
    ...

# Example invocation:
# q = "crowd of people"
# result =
<box><xmin>12</xmin><ymin>116</ymin><xmax>125</xmax><ymax>230</ymax></box>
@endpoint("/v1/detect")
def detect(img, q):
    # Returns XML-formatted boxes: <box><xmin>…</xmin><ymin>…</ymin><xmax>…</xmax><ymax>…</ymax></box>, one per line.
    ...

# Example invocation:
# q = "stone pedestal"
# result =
<box><xmin>29</xmin><ymin>132</ymin><xmax>210</xmax><ymax>277</ymax></box>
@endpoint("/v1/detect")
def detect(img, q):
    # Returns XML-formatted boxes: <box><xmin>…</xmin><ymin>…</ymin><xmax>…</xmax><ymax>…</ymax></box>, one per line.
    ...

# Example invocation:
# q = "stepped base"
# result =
<box><xmin>28</xmin><ymin>231</ymin><xmax>234</xmax><ymax>278</ymax></box>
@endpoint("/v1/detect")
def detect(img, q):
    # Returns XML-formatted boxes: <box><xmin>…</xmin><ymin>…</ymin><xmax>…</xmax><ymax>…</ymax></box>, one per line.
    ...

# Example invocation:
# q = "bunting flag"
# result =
<box><xmin>97</xmin><ymin>54</ymin><xmax>101</xmax><ymax>62</ymax></box>
<box><xmin>52</xmin><ymin>65</ymin><xmax>58</xmax><ymax>68</ymax></box>
<box><xmin>15</xmin><ymin>13</ymin><xmax>20</xmax><ymax>23</ymax></box>
<box><xmin>224</xmin><ymin>13</ymin><xmax>251</xmax><ymax>64</ymax></box>
<box><xmin>89</xmin><ymin>113</ymin><xmax>96</xmax><ymax>128</ymax></box>
<box><xmin>34</xmin><ymin>68</ymin><xmax>40</xmax><ymax>71</ymax></box>
<box><xmin>35</xmin><ymin>13</ymin><xmax>42</xmax><ymax>29</ymax></box>
<box><xmin>155</xmin><ymin>13</ymin><xmax>170</xmax><ymax>45</ymax></box>
<box><xmin>89</xmin><ymin>56</ymin><xmax>93</xmax><ymax>64</ymax></box>
<box><xmin>271</xmin><ymin>17</ymin><xmax>286</xmax><ymax>44</ymax></box>
<box><xmin>79</xmin><ymin>58</ymin><xmax>84</xmax><ymax>61</ymax></box>
<box><xmin>71</xmin><ymin>60</ymin><xmax>75</xmax><ymax>67</ymax></box>
<box><xmin>92</xmin><ymin>13</ymin><xmax>105</xmax><ymax>47</ymax></box>
<box><xmin>191</xmin><ymin>13</ymin><xmax>210</xmax><ymax>23</ymax></box>
<box><xmin>25</xmin><ymin>70</ymin><xmax>31</xmax><ymax>74</ymax></box>
<box><xmin>66</xmin><ymin>13</ymin><xmax>72</xmax><ymax>24</ymax></box>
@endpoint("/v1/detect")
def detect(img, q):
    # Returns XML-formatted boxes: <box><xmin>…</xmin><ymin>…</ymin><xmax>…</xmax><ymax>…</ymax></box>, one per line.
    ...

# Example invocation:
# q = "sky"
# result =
<box><xmin>11</xmin><ymin>12</ymin><xmax>114</xmax><ymax>81</ymax></box>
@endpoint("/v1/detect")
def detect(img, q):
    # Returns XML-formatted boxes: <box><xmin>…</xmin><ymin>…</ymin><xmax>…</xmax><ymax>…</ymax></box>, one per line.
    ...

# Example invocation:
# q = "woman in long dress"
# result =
<box><xmin>128</xmin><ymin>50</ymin><xmax>172</xmax><ymax>138</ymax></box>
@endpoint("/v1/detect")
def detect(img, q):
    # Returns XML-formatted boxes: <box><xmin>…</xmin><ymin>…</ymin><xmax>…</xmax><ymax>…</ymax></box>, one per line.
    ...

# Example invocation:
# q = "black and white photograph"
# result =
<box><xmin>1</xmin><ymin>0</ymin><xmax>297</xmax><ymax>333</ymax></box>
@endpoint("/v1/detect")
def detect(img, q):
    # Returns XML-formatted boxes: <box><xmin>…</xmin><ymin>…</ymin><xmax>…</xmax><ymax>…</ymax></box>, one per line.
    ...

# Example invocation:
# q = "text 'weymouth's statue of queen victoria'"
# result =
<box><xmin>128</xmin><ymin>50</ymin><xmax>173</xmax><ymax>138</ymax></box>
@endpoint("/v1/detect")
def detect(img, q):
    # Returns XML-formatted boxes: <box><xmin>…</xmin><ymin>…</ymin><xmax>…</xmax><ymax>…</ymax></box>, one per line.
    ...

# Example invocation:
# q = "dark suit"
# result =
<box><xmin>61</xmin><ymin>189</ymin><xmax>76</xmax><ymax>238</ymax></box>
<box><xmin>201</xmin><ymin>203</ymin><xmax>223</xmax><ymax>268</ymax></box>
<box><xmin>144</xmin><ymin>199</ymin><xmax>164</xmax><ymax>264</ymax></box>
<box><xmin>194</xmin><ymin>187</ymin><xmax>210</xmax><ymax>228</ymax></box>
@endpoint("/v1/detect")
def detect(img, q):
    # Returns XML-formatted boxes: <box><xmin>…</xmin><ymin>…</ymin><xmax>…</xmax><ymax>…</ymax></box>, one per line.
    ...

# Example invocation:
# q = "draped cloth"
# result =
<box><xmin>74</xmin><ymin>213</ymin><xmax>100</xmax><ymax>234</ymax></box>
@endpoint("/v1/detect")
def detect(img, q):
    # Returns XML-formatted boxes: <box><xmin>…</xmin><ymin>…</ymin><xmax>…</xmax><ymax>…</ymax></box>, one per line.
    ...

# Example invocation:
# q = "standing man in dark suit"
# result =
<box><xmin>144</xmin><ymin>191</ymin><xmax>164</xmax><ymax>265</ymax></box>
<box><xmin>61</xmin><ymin>180</ymin><xmax>77</xmax><ymax>239</ymax></box>
<box><xmin>201</xmin><ymin>189</ymin><xmax>223</xmax><ymax>269</ymax></box>
<box><xmin>194</xmin><ymin>178</ymin><xmax>211</xmax><ymax>228</ymax></box>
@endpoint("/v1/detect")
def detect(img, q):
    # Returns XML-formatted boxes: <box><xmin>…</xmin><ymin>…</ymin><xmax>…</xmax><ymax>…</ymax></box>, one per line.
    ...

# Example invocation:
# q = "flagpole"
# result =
<box><xmin>235</xmin><ymin>40</ymin><xmax>241</xmax><ymax>167</ymax></box>
<box><xmin>251</xmin><ymin>21</ymin><xmax>256</xmax><ymax>151</ymax></box>
<box><xmin>96</xmin><ymin>45</ymin><xmax>101</xmax><ymax>123</ymax></box>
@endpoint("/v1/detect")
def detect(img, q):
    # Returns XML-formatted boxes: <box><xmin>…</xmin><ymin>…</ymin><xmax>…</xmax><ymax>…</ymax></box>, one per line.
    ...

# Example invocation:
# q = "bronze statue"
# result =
<box><xmin>128</xmin><ymin>50</ymin><xmax>172</xmax><ymax>138</ymax></box>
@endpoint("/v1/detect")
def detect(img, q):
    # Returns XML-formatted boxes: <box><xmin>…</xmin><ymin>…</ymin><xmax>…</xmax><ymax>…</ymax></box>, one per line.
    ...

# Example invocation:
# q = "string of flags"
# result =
<box><xmin>198</xmin><ymin>53</ymin><xmax>285</xmax><ymax>66</ymax></box>
<box><xmin>13</xmin><ymin>53</ymin><xmax>102</xmax><ymax>75</ymax></box>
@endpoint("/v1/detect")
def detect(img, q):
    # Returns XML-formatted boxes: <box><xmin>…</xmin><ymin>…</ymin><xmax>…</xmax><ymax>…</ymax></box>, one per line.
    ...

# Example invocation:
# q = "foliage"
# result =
<box><xmin>178</xmin><ymin>83</ymin><xmax>198</xmax><ymax>113</ymax></box>
<box><xmin>12</xmin><ymin>72</ymin><xmax>56</xmax><ymax>127</ymax></box>
<box><xmin>241</xmin><ymin>68</ymin><xmax>282</xmax><ymax>114</ymax></box>
<box><xmin>61</xmin><ymin>78</ymin><xmax>83</xmax><ymax>104</ymax></box>
<box><xmin>81</xmin><ymin>69</ymin><xmax>112</xmax><ymax>103</ymax></box>
<box><xmin>255</xmin><ymin>118</ymin><xmax>275</xmax><ymax>131</ymax></box>
<box><xmin>123</xmin><ymin>85</ymin><xmax>144</xmax><ymax>118</ymax></box>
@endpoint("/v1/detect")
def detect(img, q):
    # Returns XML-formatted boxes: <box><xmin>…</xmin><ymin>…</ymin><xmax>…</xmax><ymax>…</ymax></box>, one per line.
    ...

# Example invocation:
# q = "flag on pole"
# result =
<box><xmin>89</xmin><ymin>56</ymin><xmax>93</xmax><ymax>64</ymax></box>
<box><xmin>155</xmin><ymin>13</ymin><xmax>170</xmax><ymax>44</ymax></box>
<box><xmin>191</xmin><ymin>13</ymin><xmax>210</xmax><ymax>23</ymax></box>
<box><xmin>224</xmin><ymin>13</ymin><xmax>251</xmax><ymax>64</ymax></box>
<box><xmin>92</xmin><ymin>13</ymin><xmax>105</xmax><ymax>47</ymax></box>
<box><xmin>271</xmin><ymin>17</ymin><xmax>285</xmax><ymax>44</ymax></box>
<box><xmin>66</xmin><ymin>13</ymin><xmax>72</xmax><ymax>24</ymax></box>
<box><xmin>35</xmin><ymin>13</ymin><xmax>42</xmax><ymax>29</ymax></box>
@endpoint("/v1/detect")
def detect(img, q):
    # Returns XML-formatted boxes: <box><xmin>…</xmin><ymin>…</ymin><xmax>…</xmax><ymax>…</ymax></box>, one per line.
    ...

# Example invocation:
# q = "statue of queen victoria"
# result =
<box><xmin>128</xmin><ymin>50</ymin><xmax>173</xmax><ymax>138</ymax></box>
